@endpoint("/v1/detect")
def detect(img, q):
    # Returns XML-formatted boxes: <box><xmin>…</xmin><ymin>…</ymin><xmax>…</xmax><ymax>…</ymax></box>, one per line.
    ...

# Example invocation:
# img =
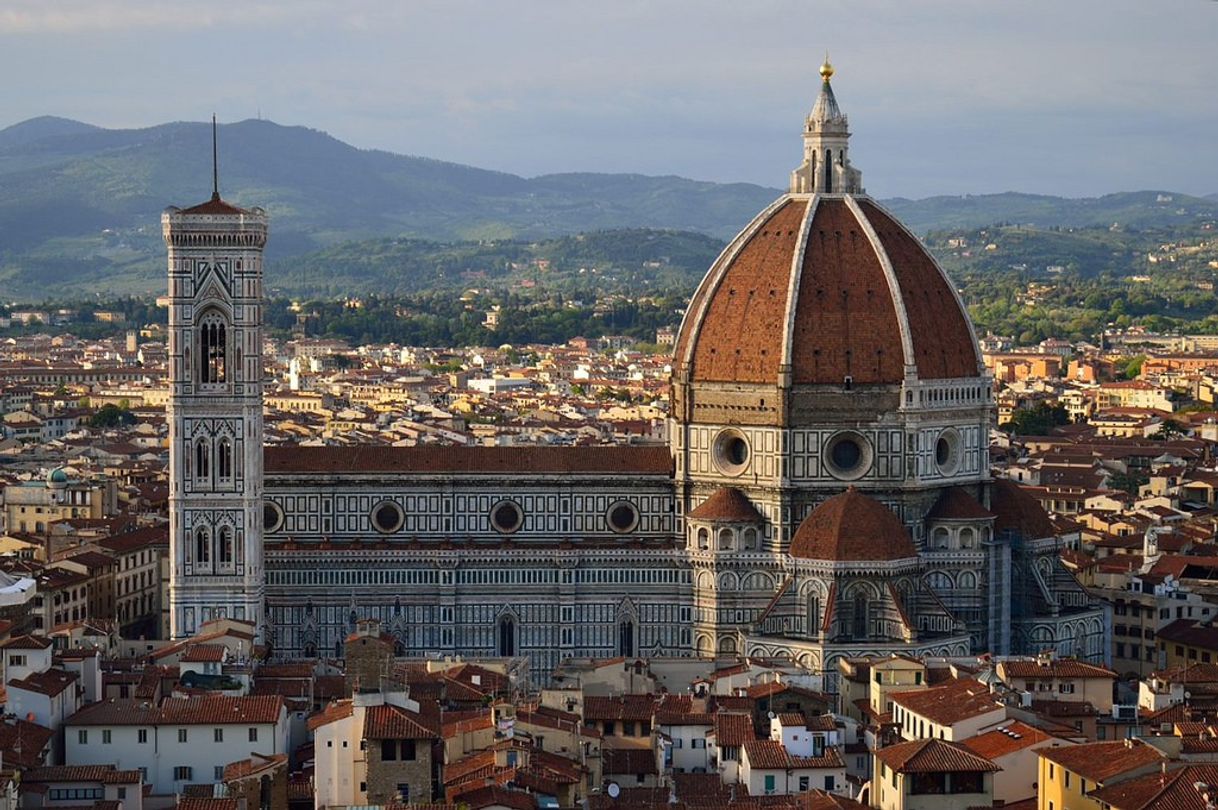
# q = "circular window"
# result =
<box><xmin>825</xmin><ymin>432</ymin><xmax>872</xmax><ymax>480</ymax></box>
<box><xmin>491</xmin><ymin>500</ymin><xmax>523</xmax><ymax>534</ymax></box>
<box><xmin>712</xmin><ymin>430</ymin><xmax>750</xmax><ymax>476</ymax></box>
<box><xmin>607</xmin><ymin>501</ymin><xmax>640</xmax><ymax>534</ymax></box>
<box><xmin>371</xmin><ymin>500</ymin><xmax>404</xmax><ymax>534</ymax></box>
<box><xmin>263</xmin><ymin>502</ymin><xmax>284</xmax><ymax>533</ymax></box>
<box><xmin>935</xmin><ymin>429</ymin><xmax>962</xmax><ymax>476</ymax></box>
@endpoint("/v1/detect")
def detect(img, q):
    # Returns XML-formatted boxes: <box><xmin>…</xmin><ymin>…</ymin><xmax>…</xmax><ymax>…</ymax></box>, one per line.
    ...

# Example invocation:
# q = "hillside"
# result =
<box><xmin>2</xmin><ymin>116</ymin><xmax>1217</xmax><ymax>300</ymax></box>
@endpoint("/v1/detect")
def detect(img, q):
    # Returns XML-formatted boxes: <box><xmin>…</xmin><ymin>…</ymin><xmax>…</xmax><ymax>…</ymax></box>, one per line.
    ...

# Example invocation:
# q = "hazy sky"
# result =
<box><xmin>2</xmin><ymin>0</ymin><xmax>1216</xmax><ymax>198</ymax></box>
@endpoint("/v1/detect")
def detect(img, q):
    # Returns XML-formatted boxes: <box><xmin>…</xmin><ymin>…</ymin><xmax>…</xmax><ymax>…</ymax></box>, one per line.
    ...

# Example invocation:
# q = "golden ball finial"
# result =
<box><xmin>819</xmin><ymin>54</ymin><xmax>834</xmax><ymax>81</ymax></box>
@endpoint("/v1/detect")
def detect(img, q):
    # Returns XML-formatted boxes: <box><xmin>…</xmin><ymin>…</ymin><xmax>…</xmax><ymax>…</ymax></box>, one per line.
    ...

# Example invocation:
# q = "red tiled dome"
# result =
<box><xmin>789</xmin><ymin>487</ymin><xmax>917</xmax><ymax>562</ymax></box>
<box><xmin>673</xmin><ymin>196</ymin><xmax>981</xmax><ymax>386</ymax></box>
<box><xmin>687</xmin><ymin>488</ymin><xmax>764</xmax><ymax>523</ymax></box>
<box><xmin>990</xmin><ymin>479</ymin><xmax>1057</xmax><ymax>540</ymax></box>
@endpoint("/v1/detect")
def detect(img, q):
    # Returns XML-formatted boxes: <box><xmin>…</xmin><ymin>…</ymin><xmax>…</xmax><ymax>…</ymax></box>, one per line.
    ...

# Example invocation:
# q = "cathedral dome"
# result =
<box><xmin>673</xmin><ymin>195</ymin><xmax>980</xmax><ymax>387</ymax></box>
<box><xmin>789</xmin><ymin>487</ymin><xmax>917</xmax><ymax>562</ymax></box>
<box><xmin>672</xmin><ymin>65</ymin><xmax>981</xmax><ymax>392</ymax></box>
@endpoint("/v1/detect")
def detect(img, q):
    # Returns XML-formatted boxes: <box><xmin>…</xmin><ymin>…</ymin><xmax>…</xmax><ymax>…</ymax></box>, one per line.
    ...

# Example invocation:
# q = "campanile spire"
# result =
<box><xmin>790</xmin><ymin>58</ymin><xmax>864</xmax><ymax>194</ymax></box>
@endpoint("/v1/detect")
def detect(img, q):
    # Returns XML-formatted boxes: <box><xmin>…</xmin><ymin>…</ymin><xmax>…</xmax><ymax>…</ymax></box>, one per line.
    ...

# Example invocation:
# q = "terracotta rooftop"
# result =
<box><xmin>961</xmin><ymin>721</ymin><xmax>1059</xmax><ymax>760</ymax></box>
<box><xmin>264</xmin><ymin>444</ymin><xmax>672</xmax><ymax>476</ymax></box>
<box><xmin>889</xmin><ymin>679</ymin><xmax>1002</xmax><ymax>726</ymax></box>
<box><xmin>1038</xmin><ymin>739</ymin><xmax>1164</xmax><ymax>783</ymax></box>
<box><xmin>926</xmin><ymin>487</ymin><xmax>995</xmax><ymax>522</ymax></box>
<box><xmin>1087</xmin><ymin>763</ymin><xmax>1218</xmax><ymax>810</ymax></box>
<box><xmin>874</xmin><ymin>738</ymin><xmax>998</xmax><ymax>774</ymax></box>
<box><xmin>712</xmin><ymin>712</ymin><xmax>756</xmax><ymax>747</ymax></box>
<box><xmin>789</xmin><ymin>488</ymin><xmax>917</xmax><ymax>562</ymax></box>
<box><xmin>999</xmin><ymin>658</ymin><xmax>1117</xmax><ymax>680</ymax></box>
<box><xmin>687</xmin><ymin>488</ymin><xmax>764</xmax><ymax>523</ymax></box>
<box><xmin>991</xmin><ymin>479</ymin><xmax>1058</xmax><ymax>540</ymax></box>
<box><xmin>362</xmin><ymin>701</ymin><xmax>441</xmax><ymax>740</ymax></box>
<box><xmin>178</xmin><ymin>194</ymin><xmax>249</xmax><ymax>216</ymax></box>
<box><xmin>675</xmin><ymin>197</ymin><xmax>981</xmax><ymax>386</ymax></box>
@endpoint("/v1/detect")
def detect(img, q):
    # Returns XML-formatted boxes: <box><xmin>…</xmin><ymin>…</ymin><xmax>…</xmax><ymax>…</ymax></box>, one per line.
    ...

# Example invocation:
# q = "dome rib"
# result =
<box><xmin>674</xmin><ymin>196</ymin><xmax>797</xmax><ymax>374</ymax></box>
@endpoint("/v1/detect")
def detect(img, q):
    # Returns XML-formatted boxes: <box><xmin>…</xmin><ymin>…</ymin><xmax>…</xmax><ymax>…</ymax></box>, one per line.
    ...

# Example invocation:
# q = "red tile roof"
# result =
<box><xmin>179</xmin><ymin>194</ymin><xmax>249</xmax><ymax>216</ymax></box>
<box><xmin>960</xmin><ymin>721</ymin><xmax>1058</xmax><ymax>760</ymax></box>
<box><xmin>1038</xmin><ymin>739</ymin><xmax>1164</xmax><ymax>783</ymax></box>
<box><xmin>999</xmin><ymin>658</ymin><xmax>1117</xmax><ymax>680</ymax></box>
<box><xmin>889</xmin><ymin>679</ymin><xmax>1002</xmax><ymax>726</ymax></box>
<box><xmin>23</xmin><ymin>765</ymin><xmax>141</xmax><ymax>784</ymax></box>
<box><xmin>688</xmin><ymin>488</ymin><xmax>764</xmax><ymax>523</ymax></box>
<box><xmin>874</xmin><ymin>738</ymin><xmax>998</xmax><ymax>774</ymax></box>
<box><xmin>992</xmin><ymin>479</ymin><xmax>1057</xmax><ymax>540</ymax></box>
<box><xmin>790</xmin><ymin>488</ymin><xmax>917</xmax><ymax>562</ymax></box>
<box><xmin>362</xmin><ymin>701</ymin><xmax>441</xmax><ymax>739</ymax></box>
<box><xmin>1086</xmin><ymin>763</ymin><xmax>1218</xmax><ymax>810</ymax></box>
<box><xmin>712</xmin><ymin>712</ymin><xmax>756</xmax><ymax>747</ymax></box>
<box><xmin>264</xmin><ymin>445</ymin><xmax>672</xmax><ymax>475</ymax></box>
<box><xmin>926</xmin><ymin>487</ymin><xmax>995</xmax><ymax>522</ymax></box>
<box><xmin>743</xmin><ymin>739</ymin><xmax>844</xmax><ymax>770</ymax></box>
<box><xmin>8</xmin><ymin>668</ymin><xmax>77</xmax><ymax>698</ymax></box>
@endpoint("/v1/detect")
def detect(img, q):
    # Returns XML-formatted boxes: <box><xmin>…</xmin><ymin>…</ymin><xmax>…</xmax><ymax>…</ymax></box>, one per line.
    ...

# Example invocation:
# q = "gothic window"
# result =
<box><xmin>619</xmin><ymin>620</ymin><xmax>635</xmax><ymax>658</ymax></box>
<box><xmin>217</xmin><ymin>439</ymin><xmax>233</xmax><ymax>482</ymax></box>
<box><xmin>195</xmin><ymin>439</ymin><xmax>210</xmax><ymax>481</ymax></box>
<box><xmin>218</xmin><ymin>527</ymin><xmax>234</xmax><ymax>566</ymax></box>
<box><xmin>824</xmin><ymin>149</ymin><xmax>833</xmax><ymax>193</ymax></box>
<box><xmin>807</xmin><ymin>595</ymin><xmax>820</xmax><ymax>634</ymax></box>
<box><xmin>696</xmin><ymin>528</ymin><xmax>709</xmax><ymax>550</ymax></box>
<box><xmin>195</xmin><ymin>527</ymin><xmax>211</xmax><ymax>570</ymax></box>
<box><xmin>498</xmin><ymin>617</ymin><xmax>516</xmax><ymax>657</ymax></box>
<box><xmin>198</xmin><ymin>311</ymin><xmax>228</xmax><ymax>385</ymax></box>
<box><xmin>742</xmin><ymin>527</ymin><xmax>758</xmax><ymax>551</ymax></box>
<box><xmin>717</xmin><ymin>528</ymin><xmax>735</xmax><ymax>551</ymax></box>
<box><xmin>851</xmin><ymin>597</ymin><xmax>868</xmax><ymax>641</ymax></box>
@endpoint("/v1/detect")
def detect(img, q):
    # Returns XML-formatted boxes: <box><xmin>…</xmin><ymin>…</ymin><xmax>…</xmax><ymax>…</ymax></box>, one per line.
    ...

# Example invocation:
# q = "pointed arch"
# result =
<box><xmin>498</xmin><ymin>616</ymin><xmax>516</xmax><ymax>657</ymax></box>
<box><xmin>197</xmin><ymin>308</ymin><xmax>229</xmax><ymax>385</ymax></box>
<box><xmin>195</xmin><ymin>439</ymin><xmax>210</xmax><ymax>481</ymax></box>
<box><xmin>194</xmin><ymin>526</ymin><xmax>211</xmax><ymax>571</ymax></box>
<box><xmin>218</xmin><ymin>526</ymin><xmax>234</xmax><ymax>566</ymax></box>
<box><xmin>619</xmin><ymin>619</ymin><xmax>636</xmax><ymax>657</ymax></box>
<box><xmin>217</xmin><ymin>437</ymin><xmax>233</xmax><ymax>482</ymax></box>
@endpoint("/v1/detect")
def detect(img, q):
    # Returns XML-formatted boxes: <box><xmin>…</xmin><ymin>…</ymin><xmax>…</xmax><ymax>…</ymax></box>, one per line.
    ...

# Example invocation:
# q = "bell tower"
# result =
<box><xmin>165</xmin><ymin>119</ymin><xmax>268</xmax><ymax>639</ymax></box>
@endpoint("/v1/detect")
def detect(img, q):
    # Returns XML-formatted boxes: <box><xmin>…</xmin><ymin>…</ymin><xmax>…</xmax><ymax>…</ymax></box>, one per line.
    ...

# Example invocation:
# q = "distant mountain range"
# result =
<box><xmin>1</xmin><ymin>116</ymin><xmax>1216</xmax><ymax>299</ymax></box>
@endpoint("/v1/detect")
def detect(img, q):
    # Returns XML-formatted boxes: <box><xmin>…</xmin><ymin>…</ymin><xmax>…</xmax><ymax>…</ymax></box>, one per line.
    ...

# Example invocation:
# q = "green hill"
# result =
<box><xmin>3</xmin><ymin>116</ymin><xmax>1217</xmax><ymax>300</ymax></box>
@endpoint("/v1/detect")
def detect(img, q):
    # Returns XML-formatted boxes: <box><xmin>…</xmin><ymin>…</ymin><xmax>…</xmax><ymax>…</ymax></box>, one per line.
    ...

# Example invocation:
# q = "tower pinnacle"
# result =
<box><xmin>790</xmin><ymin>58</ymin><xmax>863</xmax><ymax>195</ymax></box>
<box><xmin>211</xmin><ymin>114</ymin><xmax>220</xmax><ymax>202</ymax></box>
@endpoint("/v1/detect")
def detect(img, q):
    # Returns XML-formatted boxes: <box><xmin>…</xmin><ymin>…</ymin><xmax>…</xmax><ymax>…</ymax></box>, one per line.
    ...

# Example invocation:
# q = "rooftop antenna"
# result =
<box><xmin>211</xmin><ymin>114</ymin><xmax>220</xmax><ymax>201</ymax></box>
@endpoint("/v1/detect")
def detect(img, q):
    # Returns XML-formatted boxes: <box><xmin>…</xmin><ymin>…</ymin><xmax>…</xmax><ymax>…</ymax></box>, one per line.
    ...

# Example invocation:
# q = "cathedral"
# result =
<box><xmin>165</xmin><ymin>63</ymin><xmax>1106</xmax><ymax>692</ymax></box>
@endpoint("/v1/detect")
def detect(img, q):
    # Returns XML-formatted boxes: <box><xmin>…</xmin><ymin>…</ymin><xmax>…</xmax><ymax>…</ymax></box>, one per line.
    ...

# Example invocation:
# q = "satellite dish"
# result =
<box><xmin>607</xmin><ymin>782</ymin><xmax>621</xmax><ymax>799</ymax></box>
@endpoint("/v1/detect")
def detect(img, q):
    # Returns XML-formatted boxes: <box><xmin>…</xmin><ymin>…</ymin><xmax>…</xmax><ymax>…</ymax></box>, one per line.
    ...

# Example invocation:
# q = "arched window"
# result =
<box><xmin>217</xmin><ymin>438</ymin><xmax>233</xmax><ymax>482</ymax></box>
<box><xmin>696</xmin><ymin>528</ymin><xmax>709</xmax><ymax>550</ymax></box>
<box><xmin>498</xmin><ymin>617</ymin><xmax>516</xmax><ymax>657</ymax></box>
<box><xmin>742</xmin><ymin>527</ymin><xmax>758</xmax><ymax>551</ymax></box>
<box><xmin>619</xmin><ymin>620</ymin><xmax>635</xmax><ymax>657</ymax></box>
<box><xmin>807</xmin><ymin>594</ymin><xmax>820</xmax><ymax>635</ymax></box>
<box><xmin>959</xmin><ymin>527</ymin><xmax>975</xmax><ymax>548</ymax></box>
<box><xmin>198</xmin><ymin>311</ymin><xmax>228</xmax><ymax>385</ymax></box>
<box><xmin>218</xmin><ymin>527</ymin><xmax>234</xmax><ymax>565</ymax></box>
<box><xmin>932</xmin><ymin>527</ymin><xmax>950</xmax><ymax>549</ymax></box>
<box><xmin>195</xmin><ymin>439</ymin><xmax>210</xmax><ymax>481</ymax></box>
<box><xmin>194</xmin><ymin>527</ymin><xmax>211</xmax><ymax>570</ymax></box>
<box><xmin>717</xmin><ymin>528</ymin><xmax>735</xmax><ymax>551</ymax></box>
<box><xmin>824</xmin><ymin>149</ymin><xmax>833</xmax><ymax>193</ymax></box>
<box><xmin>852</xmin><ymin>597</ymin><xmax>868</xmax><ymax>640</ymax></box>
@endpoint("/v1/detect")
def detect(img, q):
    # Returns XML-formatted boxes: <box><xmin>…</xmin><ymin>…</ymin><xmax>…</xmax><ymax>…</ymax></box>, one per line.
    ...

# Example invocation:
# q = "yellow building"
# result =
<box><xmin>873</xmin><ymin>738</ymin><xmax>997</xmax><ymax>810</ymax></box>
<box><xmin>3</xmin><ymin>469</ymin><xmax>118</xmax><ymax>534</ymax></box>
<box><xmin>1036</xmin><ymin>740</ymin><xmax>1163</xmax><ymax>810</ymax></box>
<box><xmin>1157</xmin><ymin>618</ymin><xmax>1218</xmax><ymax>668</ymax></box>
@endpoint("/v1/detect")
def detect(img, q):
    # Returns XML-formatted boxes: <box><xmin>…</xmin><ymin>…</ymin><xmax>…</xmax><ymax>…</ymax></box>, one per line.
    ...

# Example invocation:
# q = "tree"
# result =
<box><xmin>90</xmin><ymin>403</ymin><xmax>135</xmax><ymax>428</ymax></box>
<box><xmin>1001</xmin><ymin>402</ymin><xmax>1070</xmax><ymax>436</ymax></box>
<box><xmin>1122</xmin><ymin>355</ymin><xmax>1146</xmax><ymax>380</ymax></box>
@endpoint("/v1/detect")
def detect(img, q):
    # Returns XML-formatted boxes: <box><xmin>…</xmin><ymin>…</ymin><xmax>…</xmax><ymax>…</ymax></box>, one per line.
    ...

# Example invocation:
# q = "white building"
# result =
<box><xmin>64</xmin><ymin>695</ymin><xmax>288</xmax><ymax>796</ymax></box>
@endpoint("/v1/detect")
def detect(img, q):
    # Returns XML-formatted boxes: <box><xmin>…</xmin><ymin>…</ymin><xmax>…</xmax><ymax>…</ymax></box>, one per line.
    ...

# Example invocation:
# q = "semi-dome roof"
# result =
<box><xmin>991</xmin><ymin>479</ymin><xmax>1057</xmax><ymax>540</ymax></box>
<box><xmin>687</xmin><ymin>487</ymin><xmax>764</xmax><ymax>523</ymax></box>
<box><xmin>673</xmin><ymin>195</ymin><xmax>982</xmax><ymax>386</ymax></box>
<box><xmin>789</xmin><ymin>487</ymin><xmax>917</xmax><ymax>562</ymax></box>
